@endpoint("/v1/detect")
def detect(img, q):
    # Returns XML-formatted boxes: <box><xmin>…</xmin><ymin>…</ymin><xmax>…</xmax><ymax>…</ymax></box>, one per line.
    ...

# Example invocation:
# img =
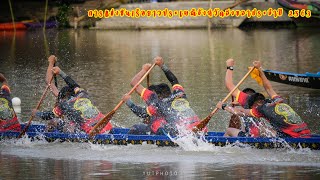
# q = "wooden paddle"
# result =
<box><xmin>89</xmin><ymin>63</ymin><xmax>156</xmax><ymax>137</ymax></box>
<box><xmin>193</xmin><ymin>67</ymin><xmax>255</xmax><ymax>132</ymax></box>
<box><xmin>53</xmin><ymin>58</ymin><xmax>58</xmax><ymax>88</ymax></box>
<box><xmin>18</xmin><ymin>76</ymin><xmax>54</xmax><ymax>138</ymax></box>
<box><xmin>147</xmin><ymin>74</ymin><xmax>150</xmax><ymax>87</ymax></box>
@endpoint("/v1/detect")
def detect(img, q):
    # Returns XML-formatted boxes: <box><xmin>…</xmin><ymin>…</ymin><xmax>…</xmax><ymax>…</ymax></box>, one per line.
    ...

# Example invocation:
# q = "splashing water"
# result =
<box><xmin>1</xmin><ymin>133</ymin><xmax>319</xmax><ymax>166</ymax></box>
<box><xmin>167</xmin><ymin>124</ymin><xmax>223</xmax><ymax>152</ymax></box>
<box><xmin>1</xmin><ymin>133</ymin><xmax>49</xmax><ymax>147</ymax></box>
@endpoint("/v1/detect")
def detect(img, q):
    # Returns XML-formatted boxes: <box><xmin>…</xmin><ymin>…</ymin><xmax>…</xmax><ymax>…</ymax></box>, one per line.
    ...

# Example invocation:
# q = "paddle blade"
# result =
<box><xmin>18</xmin><ymin>121</ymin><xmax>31</xmax><ymax>138</ymax></box>
<box><xmin>18</xmin><ymin>113</ymin><xmax>36</xmax><ymax>138</ymax></box>
<box><xmin>89</xmin><ymin>110</ymin><xmax>115</xmax><ymax>138</ymax></box>
<box><xmin>250</xmin><ymin>67</ymin><xmax>263</xmax><ymax>86</ymax></box>
<box><xmin>192</xmin><ymin>116</ymin><xmax>211</xmax><ymax>133</ymax></box>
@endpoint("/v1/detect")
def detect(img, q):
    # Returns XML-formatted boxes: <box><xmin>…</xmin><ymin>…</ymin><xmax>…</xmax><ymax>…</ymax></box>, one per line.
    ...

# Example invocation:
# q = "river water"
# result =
<box><xmin>0</xmin><ymin>28</ymin><xmax>320</xmax><ymax>179</ymax></box>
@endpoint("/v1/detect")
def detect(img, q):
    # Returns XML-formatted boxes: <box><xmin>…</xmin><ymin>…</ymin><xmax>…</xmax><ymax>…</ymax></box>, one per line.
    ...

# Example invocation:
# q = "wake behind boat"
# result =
<box><xmin>1</xmin><ymin>124</ymin><xmax>320</xmax><ymax>150</ymax></box>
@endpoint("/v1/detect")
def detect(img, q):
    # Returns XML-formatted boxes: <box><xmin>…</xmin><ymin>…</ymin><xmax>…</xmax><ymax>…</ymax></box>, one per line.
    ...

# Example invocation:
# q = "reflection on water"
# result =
<box><xmin>1</xmin><ymin>140</ymin><xmax>320</xmax><ymax>179</ymax></box>
<box><xmin>0</xmin><ymin>155</ymin><xmax>319</xmax><ymax>179</ymax></box>
<box><xmin>1</xmin><ymin>28</ymin><xmax>320</xmax><ymax>179</ymax></box>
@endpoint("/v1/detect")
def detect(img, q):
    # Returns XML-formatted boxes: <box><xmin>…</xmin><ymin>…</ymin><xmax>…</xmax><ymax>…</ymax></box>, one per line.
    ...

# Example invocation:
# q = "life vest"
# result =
<box><xmin>80</xmin><ymin>112</ymin><xmax>112</xmax><ymax>134</ymax></box>
<box><xmin>169</xmin><ymin>98</ymin><xmax>207</xmax><ymax>132</ymax></box>
<box><xmin>0</xmin><ymin>97</ymin><xmax>21</xmax><ymax>131</ymax></box>
<box><xmin>150</xmin><ymin>118</ymin><xmax>167</xmax><ymax>134</ymax></box>
<box><xmin>0</xmin><ymin>115</ymin><xmax>20</xmax><ymax>131</ymax></box>
<box><xmin>56</xmin><ymin>90</ymin><xmax>113</xmax><ymax>134</ymax></box>
<box><xmin>72</xmin><ymin>97</ymin><xmax>112</xmax><ymax>134</ymax></box>
<box><xmin>258</xmin><ymin>99</ymin><xmax>311</xmax><ymax>138</ymax></box>
<box><xmin>281</xmin><ymin>122</ymin><xmax>311</xmax><ymax>138</ymax></box>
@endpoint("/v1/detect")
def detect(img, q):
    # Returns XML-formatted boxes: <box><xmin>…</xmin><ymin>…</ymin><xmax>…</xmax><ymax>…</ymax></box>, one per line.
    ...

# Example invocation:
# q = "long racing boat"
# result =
<box><xmin>1</xmin><ymin>124</ymin><xmax>320</xmax><ymax>150</ymax></box>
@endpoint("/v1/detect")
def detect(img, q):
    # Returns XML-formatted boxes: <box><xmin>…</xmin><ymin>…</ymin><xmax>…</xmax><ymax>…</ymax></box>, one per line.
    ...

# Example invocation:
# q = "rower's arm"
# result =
<box><xmin>130</xmin><ymin>64</ymin><xmax>151</xmax><ymax>96</ymax></box>
<box><xmin>52</xmin><ymin>66</ymin><xmax>80</xmax><ymax>90</ymax></box>
<box><xmin>234</xmin><ymin>107</ymin><xmax>252</xmax><ymax>117</ymax></box>
<box><xmin>161</xmin><ymin>64</ymin><xmax>179</xmax><ymax>86</ymax></box>
<box><xmin>216</xmin><ymin>101</ymin><xmax>252</xmax><ymax>116</ymax></box>
<box><xmin>253</xmin><ymin>61</ymin><xmax>278</xmax><ymax>98</ymax></box>
<box><xmin>46</xmin><ymin>55</ymin><xmax>59</xmax><ymax>97</ymax></box>
<box><xmin>154</xmin><ymin>56</ymin><xmax>179</xmax><ymax>85</ymax></box>
<box><xmin>0</xmin><ymin>73</ymin><xmax>8</xmax><ymax>87</ymax></box>
<box><xmin>60</xmin><ymin>71</ymin><xmax>80</xmax><ymax>90</ymax></box>
<box><xmin>225</xmin><ymin>59</ymin><xmax>240</xmax><ymax>98</ymax></box>
<box><xmin>126</xmin><ymin>99</ymin><xmax>149</xmax><ymax>119</ymax></box>
<box><xmin>226</xmin><ymin>106</ymin><xmax>252</xmax><ymax>117</ymax></box>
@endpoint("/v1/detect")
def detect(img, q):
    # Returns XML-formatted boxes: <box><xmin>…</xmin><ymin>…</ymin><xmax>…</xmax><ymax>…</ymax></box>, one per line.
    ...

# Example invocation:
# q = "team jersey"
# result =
<box><xmin>53</xmin><ymin>87</ymin><xmax>112</xmax><ymax>134</ymax></box>
<box><xmin>126</xmin><ymin>100</ymin><xmax>167</xmax><ymax>134</ymax></box>
<box><xmin>250</xmin><ymin>96</ymin><xmax>311</xmax><ymax>138</ymax></box>
<box><xmin>141</xmin><ymin>84</ymin><xmax>201</xmax><ymax>134</ymax></box>
<box><xmin>0</xmin><ymin>85</ymin><xmax>21</xmax><ymax>131</ymax></box>
<box><xmin>235</xmin><ymin>91</ymin><xmax>261</xmax><ymax>137</ymax></box>
<box><xmin>53</xmin><ymin>75</ymin><xmax>112</xmax><ymax>134</ymax></box>
<box><xmin>236</xmin><ymin>91</ymin><xmax>251</xmax><ymax>108</ymax></box>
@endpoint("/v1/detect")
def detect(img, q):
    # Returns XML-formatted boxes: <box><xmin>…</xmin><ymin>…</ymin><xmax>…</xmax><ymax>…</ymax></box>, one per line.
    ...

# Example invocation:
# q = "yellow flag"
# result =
<box><xmin>250</xmin><ymin>67</ymin><xmax>263</xmax><ymax>86</ymax></box>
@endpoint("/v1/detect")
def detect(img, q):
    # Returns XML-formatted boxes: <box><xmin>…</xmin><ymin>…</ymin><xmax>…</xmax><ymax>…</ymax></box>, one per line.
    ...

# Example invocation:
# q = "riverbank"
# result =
<box><xmin>0</xmin><ymin>0</ymin><xmax>308</xmax><ymax>29</ymax></box>
<box><xmin>93</xmin><ymin>0</ymin><xmax>293</xmax><ymax>29</ymax></box>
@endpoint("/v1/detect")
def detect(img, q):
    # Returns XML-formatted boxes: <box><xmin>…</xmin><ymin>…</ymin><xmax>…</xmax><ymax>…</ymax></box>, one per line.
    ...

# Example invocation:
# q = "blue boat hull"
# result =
<box><xmin>1</xmin><ymin>124</ymin><xmax>320</xmax><ymax>150</ymax></box>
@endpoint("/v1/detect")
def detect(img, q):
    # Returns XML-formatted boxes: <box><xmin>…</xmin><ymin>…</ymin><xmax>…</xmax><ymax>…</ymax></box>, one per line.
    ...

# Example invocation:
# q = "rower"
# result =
<box><xmin>34</xmin><ymin>55</ymin><xmax>113</xmax><ymax>134</ymax></box>
<box><xmin>217</xmin><ymin>60</ymin><xmax>311</xmax><ymax>138</ymax></box>
<box><xmin>122</xmin><ymin>84</ymin><xmax>169</xmax><ymax>135</ymax></box>
<box><xmin>129</xmin><ymin>56</ymin><xmax>207</xmax><ymax>136</ymax></box>
<box><xmin>0</xmin><ymin>73</ymin><xmax>21</xmax><ymax>132</ymax></box>
<box><xmin>222</xmin><ymin>59</ymin><xmax>276</xmax><ymax>137</ymax></box>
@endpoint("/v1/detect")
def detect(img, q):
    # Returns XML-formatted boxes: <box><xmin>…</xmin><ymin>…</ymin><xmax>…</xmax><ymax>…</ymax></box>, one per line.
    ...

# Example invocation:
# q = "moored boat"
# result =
<box><xmin>0</xmin><ymin>21</ymin><xmax>58</xmax><ymax>31</ymax></box>
<box><xmin>276</xmin><ymin>0</ymin><xmax>320</xmax><ymax>27</ymax></box>
<box><xmin>0</xmin><ymin>22</ymin><xmax>27</xmax><ymax>31</ymax></box>
<box><xmin>263</xmin><ymin>70</ymin><xmax>320</xmax><ymax>89</ymax></box>
<box><xmin>23</xmin><ymin>21</ymin><xmax>58</xmax><ymax>29</ymax></box>
<box><xmin>1</xmin><ymin>124</ymin><xmax>320</xmax><ymax>150</ymax></box>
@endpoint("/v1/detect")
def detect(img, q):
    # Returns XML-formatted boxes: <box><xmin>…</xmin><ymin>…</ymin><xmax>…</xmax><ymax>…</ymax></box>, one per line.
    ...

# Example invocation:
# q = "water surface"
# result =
<box><xmin>0</xmin><ymin>28</ymin><xmax>320</xmax><ymax>179</ymax></box>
